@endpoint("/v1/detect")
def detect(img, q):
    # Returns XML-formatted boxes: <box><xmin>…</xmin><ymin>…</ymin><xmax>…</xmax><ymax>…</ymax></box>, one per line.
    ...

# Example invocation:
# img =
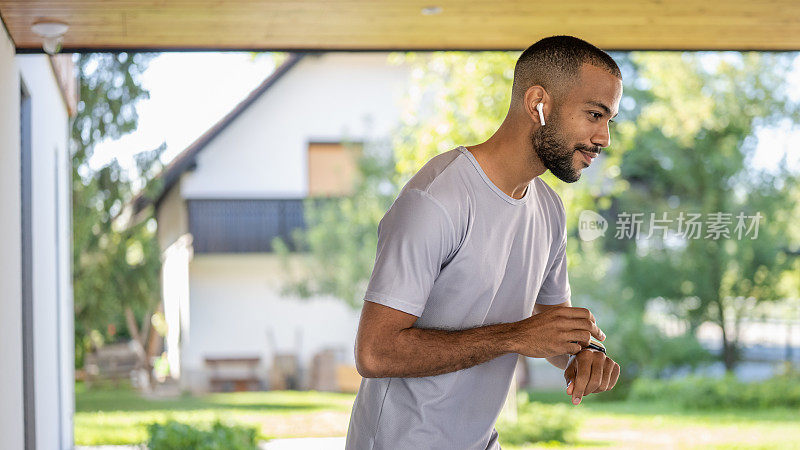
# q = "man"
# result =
<box><xmin>345</xmin><ymin>35</ymin><xmax>622</xmax><ymax>449</ymax></box>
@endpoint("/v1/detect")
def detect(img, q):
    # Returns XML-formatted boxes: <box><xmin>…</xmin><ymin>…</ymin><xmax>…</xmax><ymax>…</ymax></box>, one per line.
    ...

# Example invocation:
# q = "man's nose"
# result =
<box><xmin>592</xmin><ymin>123</ymin><xmax>611</xmax><ymax>149</ymax></box>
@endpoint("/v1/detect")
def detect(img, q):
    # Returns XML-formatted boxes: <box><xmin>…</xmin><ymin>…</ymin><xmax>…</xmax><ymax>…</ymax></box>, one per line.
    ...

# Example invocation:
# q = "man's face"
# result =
<box><xmin>530</xmin><ymin>63</ymin><xmax>622</xmax><ymax>183</ymax></box>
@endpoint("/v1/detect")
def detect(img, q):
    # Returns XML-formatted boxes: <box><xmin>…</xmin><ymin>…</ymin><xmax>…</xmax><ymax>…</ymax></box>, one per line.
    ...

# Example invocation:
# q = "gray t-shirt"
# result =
<box><xmin>345</xmin><ymin>145</ymin><xmax>571</xmax><ymax>450</ymax></box>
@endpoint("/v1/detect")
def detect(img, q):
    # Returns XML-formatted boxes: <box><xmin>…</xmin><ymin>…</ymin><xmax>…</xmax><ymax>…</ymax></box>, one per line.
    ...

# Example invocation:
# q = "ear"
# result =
<box><xmin>523</xmin><ymin>85</ymin><xmax>549</xmax><ymax>127</ymax></box>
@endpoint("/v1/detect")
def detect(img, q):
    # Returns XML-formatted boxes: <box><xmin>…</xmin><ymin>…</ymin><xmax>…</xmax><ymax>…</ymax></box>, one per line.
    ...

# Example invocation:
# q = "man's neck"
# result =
<box><xmin>464</xmin><ymin>128</ymin><xmax>546</xmax><ymax>200</ymax></box>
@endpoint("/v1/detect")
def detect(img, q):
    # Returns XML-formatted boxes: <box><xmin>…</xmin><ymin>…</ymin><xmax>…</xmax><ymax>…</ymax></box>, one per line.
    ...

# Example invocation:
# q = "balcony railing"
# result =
<box><xmin>187</xmin><ymin>198</ymin><xmax>330</xmax><ymax>253</ymax></box>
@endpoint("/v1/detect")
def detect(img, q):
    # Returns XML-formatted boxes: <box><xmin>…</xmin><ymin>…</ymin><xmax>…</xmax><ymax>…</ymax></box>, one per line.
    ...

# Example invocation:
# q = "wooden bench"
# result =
<box><xmin>204</xmin><ymin>356</ymin><xmax>261</xmax><ymax>392</ymax></box>
<box><xmin>83</xmin><ymin>342</ymin><xmax>140</xmax><ymax>388</ymax></box>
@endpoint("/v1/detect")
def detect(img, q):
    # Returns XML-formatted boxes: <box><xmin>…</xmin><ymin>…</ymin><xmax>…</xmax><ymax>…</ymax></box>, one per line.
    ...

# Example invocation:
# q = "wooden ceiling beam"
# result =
<box><xmin>3</xmin><ymin>0</ymin><xmax>800</xmax><ymax>52</ymax></box>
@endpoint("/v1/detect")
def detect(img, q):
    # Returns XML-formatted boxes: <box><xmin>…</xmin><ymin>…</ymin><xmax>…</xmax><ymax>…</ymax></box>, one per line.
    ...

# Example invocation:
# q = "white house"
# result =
<box><xmin>138</xmin><ymin>52</ymin><xmax>416</xmax><ymax>393</ymax></box>
<box><xmin>0</xmin><ymin>20</ymin><xmax>75</xmax><ymax>450</ymax></box>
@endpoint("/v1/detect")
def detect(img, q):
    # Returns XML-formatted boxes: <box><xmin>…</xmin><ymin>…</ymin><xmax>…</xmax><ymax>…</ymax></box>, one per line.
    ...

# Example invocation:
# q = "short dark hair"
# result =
<box><xmin>511</xmin><ymin>35</ymin><xmax>621</xmax><ymax>106</ymax></box>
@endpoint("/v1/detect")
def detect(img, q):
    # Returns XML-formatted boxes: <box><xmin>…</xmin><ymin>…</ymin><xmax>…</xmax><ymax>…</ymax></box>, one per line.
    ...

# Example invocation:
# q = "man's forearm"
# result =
<box><xmin>364</xmin><ymin>322</ymin><xmax>521</xmax><ymax>378</ymax></box>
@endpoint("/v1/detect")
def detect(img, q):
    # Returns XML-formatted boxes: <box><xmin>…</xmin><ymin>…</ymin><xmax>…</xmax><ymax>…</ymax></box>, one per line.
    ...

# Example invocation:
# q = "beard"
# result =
<box><xmin>530</xmin><ymin>113</ymin><xmax>598</xmax><ymax>183</ymax></box>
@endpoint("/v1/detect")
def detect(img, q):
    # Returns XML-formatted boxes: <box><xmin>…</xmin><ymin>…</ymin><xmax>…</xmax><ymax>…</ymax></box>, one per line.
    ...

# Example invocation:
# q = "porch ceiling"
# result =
<box><xmin>2</xmin><ymin>1</ymin><xmax>800</xmax><ymax>53</ymax></box>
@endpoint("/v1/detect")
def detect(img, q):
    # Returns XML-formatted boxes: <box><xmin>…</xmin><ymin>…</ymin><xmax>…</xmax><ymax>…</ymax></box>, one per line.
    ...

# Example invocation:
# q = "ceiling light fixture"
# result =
<box><xmin>31</xmin><ymin>20</ymin><xmax>69</xmax><ymax>55</ymax></box>
<box><xmin>421</xmin><ymin>6</ymin><xmax>443</xmax><ymax>15</ymax></box>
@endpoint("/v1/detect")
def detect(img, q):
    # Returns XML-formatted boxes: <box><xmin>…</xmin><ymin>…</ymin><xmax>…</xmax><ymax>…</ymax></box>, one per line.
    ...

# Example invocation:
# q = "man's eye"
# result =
<box><xmin>589</xmin><ymin>112</ymin><xmax>602</xmax><ymax>120</ymax></box>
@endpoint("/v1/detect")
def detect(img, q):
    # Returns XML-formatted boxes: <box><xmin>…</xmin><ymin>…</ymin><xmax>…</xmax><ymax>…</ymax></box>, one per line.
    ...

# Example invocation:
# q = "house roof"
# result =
<box><xmin>131</xmin><ymin>53</ymin><xmax>307</xmax><ymax>216</ymax></box>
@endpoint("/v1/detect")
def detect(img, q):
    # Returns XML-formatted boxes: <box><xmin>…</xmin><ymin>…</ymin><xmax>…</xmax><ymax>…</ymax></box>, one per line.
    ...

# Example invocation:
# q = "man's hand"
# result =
<box><xmin>513</xmin><ymin>306</ymin><xmax>606</xmax><ymax>359</ymax></box>
<box><xmin>564</xmin><ymin>349</ymin><xmax>620</xmax><ymax>405</ymax></box>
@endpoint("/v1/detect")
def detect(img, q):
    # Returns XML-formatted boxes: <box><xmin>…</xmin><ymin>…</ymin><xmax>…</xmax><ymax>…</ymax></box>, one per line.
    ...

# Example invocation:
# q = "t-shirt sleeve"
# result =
<box><xmin>535</xmin><ymin>236</ymin><xmax>571</xmax><ymax>305</ymax></box>
<box><xmin>536</xmin><ymin>192</ymin><xmax>571</xmax><ymax>305</ymax></box>
<box><xmin>363</xmin><ymin>188</ymin><xmax>457</xmax><ymax>317</ymax></box>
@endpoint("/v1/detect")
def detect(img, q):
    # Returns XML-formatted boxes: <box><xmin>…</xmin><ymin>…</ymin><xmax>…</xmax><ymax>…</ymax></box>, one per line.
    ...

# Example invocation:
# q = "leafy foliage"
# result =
<box><xmin>496</xmin><ymin>396</ymin><xmax>582</xmax><ymax>445</ymax></box>
<box><xmin>610</xmin><ymin>52</ymin><xmax>800</xmax><ymax>371</ymax></box>
<box><xmin>629</xmin><ymin>366</ymin><xmax>800</xmax><ymax>409</ymax></box>
<box><xmin>71</xmin><ymin>52</ymin><xmax>165</xmax><ymax>368</ymax></box>
<box><xmin>147</xmin><ymin>420</ymin><xmax>258</xmax><ymax>450</ymax></box>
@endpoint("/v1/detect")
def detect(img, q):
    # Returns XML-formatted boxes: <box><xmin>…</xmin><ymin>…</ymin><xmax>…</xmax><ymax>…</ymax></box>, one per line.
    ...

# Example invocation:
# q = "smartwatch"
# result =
<box><xmin>585</xmin><ymin>341</ymin><xmax>606</xmax><ymax>354</ymax></box>
<box><xmin>567</xmin><ymin>338</ymin><xmax>607</xmax><ymax>355</ymax></box>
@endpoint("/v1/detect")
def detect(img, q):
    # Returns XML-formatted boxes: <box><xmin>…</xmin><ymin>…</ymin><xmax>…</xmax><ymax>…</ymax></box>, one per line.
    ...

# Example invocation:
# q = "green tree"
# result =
<box><xmin>71</xmin><ymin>52</ymin><xmax>165</xmax><ymax>378</ymax></box>
<box><xmin>610</xmin><ymin>52</ymin><xmax>800</xmax><ymax>372</ymax></box>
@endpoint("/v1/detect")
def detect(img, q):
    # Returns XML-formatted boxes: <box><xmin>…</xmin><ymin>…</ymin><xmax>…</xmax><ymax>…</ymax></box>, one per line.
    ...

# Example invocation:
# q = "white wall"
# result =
<box><xmin>161</xmin><ymin>234</ymin><xmax>193</xmax><ymax>380</ymax></box>
<box><xmin>0</xmin><ymin>20</ymin><xmax>73</xmax><ymax>447</ymax></box>
<box><xmin>17</xmin><ymin>54</ymin><xmax>74</xmax><ymax>450</ymax></box>
<box><xmin>156</xmin><ymin>181</ymin><xmax>188</xmax><ymax>251</ymax></box>
<box><xmin>180</xmin><ymin>52</ymin><xmax>412</xmax><ymax>199</ymax></box>
<box><xmin>180</xmin><ymin>254</ymin><xmax>361</xmax><ymax>391</ymax></box>
<box><xmin>0</xmin><ymin>20</ymin><xmax>25</xmax><ymax>450</ymax></box>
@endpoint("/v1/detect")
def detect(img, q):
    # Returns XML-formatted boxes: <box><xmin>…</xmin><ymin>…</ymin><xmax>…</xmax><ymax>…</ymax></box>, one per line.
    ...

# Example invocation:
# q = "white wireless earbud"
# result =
<box><xmin>536</xmin><ymin>103</ymin><xmax>545</xmax><ymax>126</ymax></box>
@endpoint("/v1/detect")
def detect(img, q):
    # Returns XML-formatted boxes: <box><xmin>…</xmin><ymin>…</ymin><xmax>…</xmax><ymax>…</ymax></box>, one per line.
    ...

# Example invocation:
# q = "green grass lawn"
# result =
<box><xmin>74</xmin><ymin>381</ymin><xmax>357</xmax><ymax>446</ymax></box>
<box><xmin>75</xmin><ymin>382</ymin><xmax>800</xmax><ymax>448</ymax></box>
<box><xmin>506</xmin><ymin>390</ymin><xmax>800</xmax><ymax>449</ymax></box>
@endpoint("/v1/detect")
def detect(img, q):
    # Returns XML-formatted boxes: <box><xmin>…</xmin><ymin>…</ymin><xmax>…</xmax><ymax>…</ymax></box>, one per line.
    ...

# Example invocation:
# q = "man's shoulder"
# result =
<box><xmin>400</xmin><ymin>147</ymin><xmax>471</xmax><ymax>210</ymax></box>
<box><xmin>402</xmin><ymin>147</ymin><xmax>464</xmax><ymax>192</ymax></box>
<box><xmin>390</xmin><ymin>148</ymin><xmax>473</xmax><ymax>242</ymax></box>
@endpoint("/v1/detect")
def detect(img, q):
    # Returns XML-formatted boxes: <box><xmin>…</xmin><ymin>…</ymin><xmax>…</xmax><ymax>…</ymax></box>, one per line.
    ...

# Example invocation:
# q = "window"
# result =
<box><xmin>307</xmin><ymin>142</ymin><xmax>362</xmax><ymax>196</ymax></box>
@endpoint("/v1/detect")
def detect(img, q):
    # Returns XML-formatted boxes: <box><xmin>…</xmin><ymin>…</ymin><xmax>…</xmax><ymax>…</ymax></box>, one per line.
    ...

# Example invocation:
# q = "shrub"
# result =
<box><xmin>147</xmin><ymin>420</ymin><xmax>258</xmax><ymax>450</ymax></box>
<box><xmin>628</xmin><ymin>371</ymin><xmax>800</xmax><ymax>409</ymax></box>
<box><xmin>496</xmin><ymin>397</ymin><xmax>582</xmax><ymax>446</ymax></box>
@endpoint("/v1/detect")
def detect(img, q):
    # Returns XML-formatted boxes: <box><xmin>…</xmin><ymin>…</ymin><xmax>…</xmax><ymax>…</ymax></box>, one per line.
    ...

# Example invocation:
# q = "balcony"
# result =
<box><xmin>187</xmin><ymin>198</ymin><xmax>330</xmax><ymax>253</ymax></box>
